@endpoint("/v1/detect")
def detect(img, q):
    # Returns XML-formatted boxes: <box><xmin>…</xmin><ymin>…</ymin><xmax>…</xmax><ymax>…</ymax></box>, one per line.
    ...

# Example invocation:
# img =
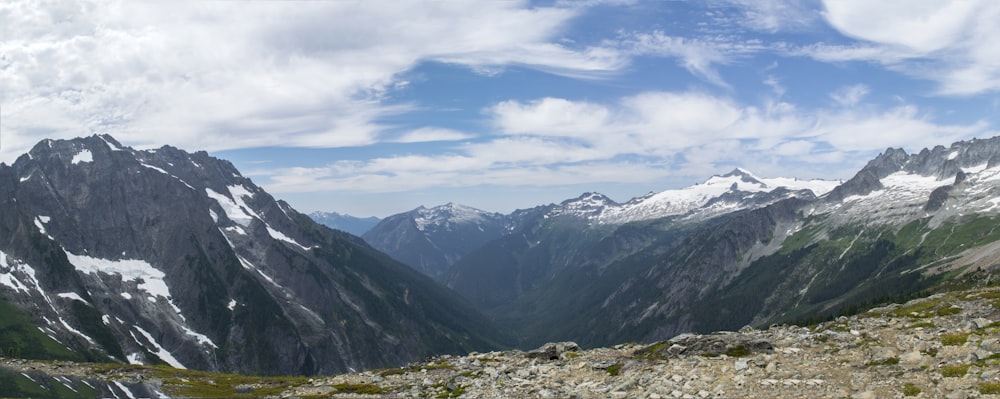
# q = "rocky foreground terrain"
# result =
<box><xmin>2</xmin><ymin>286</ymin><xmax>999</xmax><ymax>398</ymax></box>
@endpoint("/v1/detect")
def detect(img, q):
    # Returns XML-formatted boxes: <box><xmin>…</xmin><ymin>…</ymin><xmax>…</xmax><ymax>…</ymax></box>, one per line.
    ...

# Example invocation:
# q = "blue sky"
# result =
<box><xmin>3</xmin><ymin>1</ymin><xmax>1000</xmax><ymax>217</ymax></box>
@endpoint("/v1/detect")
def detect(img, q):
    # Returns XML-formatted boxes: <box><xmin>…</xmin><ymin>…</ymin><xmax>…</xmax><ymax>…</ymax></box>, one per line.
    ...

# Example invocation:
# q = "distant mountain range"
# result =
<box><xmin>0</xmin><ymin>135</ymin><xmax>504</xmax><ymax>376</ymax></box>
<box><xmin>307</xmin><ymin>211</ymin><xmax>380</xmax><ymax>236</ymax></box>
<box><xmin>363</xmin><ymin>168</ymin><xmax>839</xmax><ymax>287</ymax></box>
<box><xmin>364</xmin><ymin>136</ymin><xmax>1000</xmax><ymax>348</ymax></box>
<box><xmin>7</xmin><ymin>133</ymin><xmax>1000</xmax><ymax>379</ymax></box>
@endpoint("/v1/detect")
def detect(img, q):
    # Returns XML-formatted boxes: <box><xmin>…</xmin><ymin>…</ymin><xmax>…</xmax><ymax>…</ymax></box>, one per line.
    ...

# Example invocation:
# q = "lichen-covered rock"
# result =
<box><xmin>525</xmin><ymin>341</ymin><xmax>580</xmax><ymax>360</ymax></box>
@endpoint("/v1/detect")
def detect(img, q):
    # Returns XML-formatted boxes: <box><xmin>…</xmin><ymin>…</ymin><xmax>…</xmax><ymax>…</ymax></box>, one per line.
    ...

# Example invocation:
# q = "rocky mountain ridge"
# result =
<box><xmin>0</xmin><ymin>135</ymin><xmax>503</xmax><ymax>376</ymax></box>
<box><xmin>2</xmin><ymin>283</ymin><xmax>998</xmax><ymax>398</ymax></box>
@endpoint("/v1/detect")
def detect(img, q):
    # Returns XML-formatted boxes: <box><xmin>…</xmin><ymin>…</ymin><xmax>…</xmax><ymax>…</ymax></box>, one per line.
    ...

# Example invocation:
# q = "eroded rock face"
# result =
<box><xmin>525</xmin><ymin>341</ymin><xmax>581</xmax><ymax>360</ymax></box>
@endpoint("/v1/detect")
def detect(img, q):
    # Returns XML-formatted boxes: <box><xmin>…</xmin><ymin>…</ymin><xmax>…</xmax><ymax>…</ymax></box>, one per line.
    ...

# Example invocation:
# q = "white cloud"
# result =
<box><xmin>822</xmin><ymin>1</ymin><xmax>979</xmax><ymax>53</ymax></box>
<box><xmin>392</xmin><ymin>127</ymin><xmax>473</xmax><ymax>143</ymax></box>
<box><xmin>622</xmin><ymin>32</ymin><xmax>731</xmax><ymax>86</ymax></box>
<box><xmin>259</xmin><ymin>90</ymin><xmax>988</xmax><ymax>196</ymax></box>
<box><xmin>773</xmin><ymin>140</ymin><xmax>814</xmax><ymax>156</ymax></box>
<box><xmin>794</xmin><ymin>43</ymin><xmax>918</xmax><ymax>65</ymax></box>
<box><xmin>619</xmin><ymin>31</ymin><xmax>765</xmax><ymax>87</ymax></box>
<box><xmin>763</xmin><ymin>75</ymin><xmax>786</xmax><ymax>97</ymax></box>
<box><xmin>830</xmin><ymin>84</ymin><xmax>870</xmax><ymax>107</ymax></box>
<box><xmin>722</xmin><ymin>0</ymin><xmax>820</xmax><ymax>33</ymax></box>
<box><xmin>0</xmin><ymin>0</ymin><xmax>625</xmax><ymax>161</ymax></box>
<box><xmin>812</xmin><ymin>0</ymin><xmax>1000</xmax><ymax>95</ymax></box>
<box><xmin>492</xmin><ymin>98</ymin><xmax>611</xmax><ymax>137</ymax></box>
<box><xmin>808</xmin><ymin>105</ymin><xmax>987</xmax><ymax>152</ymax></box>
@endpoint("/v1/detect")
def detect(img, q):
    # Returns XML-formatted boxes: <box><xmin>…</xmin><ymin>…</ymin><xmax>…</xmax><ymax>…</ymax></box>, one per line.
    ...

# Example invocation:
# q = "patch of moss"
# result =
<box><xmin>903</xmin><ymin>382</ymin><xmax>921</xmax><ymax>396</ymax></box>
<box><xmin>979</xmin><ymin>382</ymin><xmax>1000</xmax><ymax>394</ymax></box>
<box><xmin>459</xmin><ymin>371</ymin><xmax>479</xmax><ymax>378</ymax></box>
<box><xmin>431</xmin><ymin>379</ymin><xmax>466</xmax><ymax>399</ymax></box>
<box><xmin>150</xmin><ymin>367</ymin><xmax>308</xmax><ymax>398</ymax></box>
<box><xmin>564</xmin><ymin>351</ymin><xmax>581</xmax><ymax>358</ymax></box>
<box><xmin>887</xmin><ymin>296</ymin><xmax>957</xmax><ymax>319</ymax></box>
<box><xmin>634</xmin><ymin>342</ymin><xmax>670</xmax><ymax>360</ymax></box>
<box><xmin>935</xmin><ymin>306</ymin><xmax>961</xmax><ymax>316</ymax></box>
<box><xmin>967</xmin><ymin>290</ymin><xmax>1000</xmax><ymax>300</ymax></box>
<box><xmin>941</xmin><ymin>364</ymin><xmax>969</xmax><ymax>377</ymax></box>
<box><xmin>333</xmin><ymin>383</ymin><xmax>385</xmax><ymax>395</ymax></box>
<box><xmin>974</xmin><ymin>353</ymin><xmax>1000</xmax><ymax>368</ymax></box>
<box><xmin>906</xmin><ymin>321</ymin><xmax>936</xmax><ymax>329</ymax></box>
<box><xmin>866</xmin><ymin>357</ymin><xmax>899</xmax><ymax>367</ymax></box>
<box><xmin>378</xmin><ymin>368</ymin><xmax>406</xmax><ymax>377</ymax></box>
<box><xmin>606</xmin><ymin>363</ymin><xmax>623</xmax><ymax>376</ymax></box>
<box><xmin>435</xmin><ymin>385</ymin><xmax>466</xmax><ymax>399</ymax></box>
<box><xmin>726</xmin><ymin>345</ymin><xmax>751</xmax><ymax>358</ymax></box>
<box><xmin>941</xmin><ymin>332</ymin><xmax>969</xmax><ymax>346</ymax></box>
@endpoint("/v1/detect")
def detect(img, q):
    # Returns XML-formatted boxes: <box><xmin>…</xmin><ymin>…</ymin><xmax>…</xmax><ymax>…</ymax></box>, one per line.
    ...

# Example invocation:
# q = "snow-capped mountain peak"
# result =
<box><xmin>548</xmin><ymin>168</ymin><xmax>839</xmax><ymax>224</ymax></box>
<box><xmin>413</xmin><ymin>203</ymin><xmax>500</xmax><ymax>232</ymax></box>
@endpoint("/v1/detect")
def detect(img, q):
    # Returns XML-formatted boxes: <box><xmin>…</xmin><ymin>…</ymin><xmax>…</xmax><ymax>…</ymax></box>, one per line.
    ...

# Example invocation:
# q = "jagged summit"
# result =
<box><xmin>718</xmin><ymin>167</ymin><xmax>764</xmax><ymax>184</ymax></box>
<box><xmin>0</xmin><ymin>134</ymin><xmax>503</xmax><ymax>376</ymax></box>
<box><xmin>827</xmin><ymin>136</ymin><xmax>1000</xmax><ymax>204</ymax></box>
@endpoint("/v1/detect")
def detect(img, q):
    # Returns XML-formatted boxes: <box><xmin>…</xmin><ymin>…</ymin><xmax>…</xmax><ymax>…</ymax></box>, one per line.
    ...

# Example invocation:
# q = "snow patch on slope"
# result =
<box><xmin>208</xmin><ymin>185</ymin><xmax>313</xmax><ymax>249</ymax></box>
<box><xmin>58</xmin><ymin>317</ymin><xmax>96</xmax><ymax>345</ymax></box>
<box><xmin>65</xmin><ymin>252</ymin><xmax>171</xmax><ymax>300</ymax></box>
<box><xmin>34</xmin><ymin>216</ymin><xmax>54</xmax><ymax>239</ymax></box>
<box><xmin>57</xmin><ymin>292</ymin><xmax>89</xmax><ymax>304</ymax></box>
<box><xmin>0</xmin><ymin>252</ymin><xmax>57</xmax><ymax>310</ymax></box>
<box><xmin>140</xmin><ymin>163</ymin><xmax>195</xmax><ymax>190</ymax></box>
<box><xmin>181</xmin><ymin>325</ymin><xmax>217</xmax><ymax>348</ymax></box>
<box><xmin>206</xmin><ymin>187</ymin><xmax>256</xmax><ymax>226</ymax></box>
<box><xmin>71</xmin><ymin>150</ymin><xmax>93</xmax><ymax>164</ymax></box>
<box><xmin>266</xmin><ymin>226</ymin><xmax>314</xmax><ymax>250</ymax></box>
<box><xmin>131</xmin><ymin>326</ymin><xmax>186</xmax><ymax>369</ymax></box>
<box><xmin>0</xmin><ymin>251</ymin><xmax>32</xmax><ymax>293</ymax></box>
<box><xmin>839</xmin><ymin>172</ymin><xmax>944</xmax><ymax>209</ymax></box>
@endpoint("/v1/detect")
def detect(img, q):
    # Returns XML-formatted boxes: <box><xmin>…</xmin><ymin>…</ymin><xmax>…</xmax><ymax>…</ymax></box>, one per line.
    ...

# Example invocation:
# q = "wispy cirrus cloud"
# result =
<box><xmin>617</xmin><ymin>31</ymin><xmax>766</xmax><ymax>87</ymax></box>
<box><xmin>391</xmin><ymin>128</ymin><xmax>475</xmax><ymax>144</ymax></box>
<box><xmin>727</xmin><ymin>0</ymin><xmax>819</xmax><ymax>33</ymax></box>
